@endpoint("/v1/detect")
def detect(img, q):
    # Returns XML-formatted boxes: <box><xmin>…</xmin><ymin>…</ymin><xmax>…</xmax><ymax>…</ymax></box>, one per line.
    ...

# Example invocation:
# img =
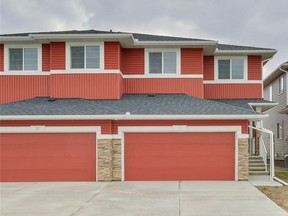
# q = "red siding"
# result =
<box><xmin>203</xmin><ymin>56</ymin><xmax>214</xmax><ymax>80</ymax></box>
<box><xmin>104</xmin><ymin>42</ymin><xmax>121</xmax><ymax>70</ymax></box>
<box><xmin>204</xmin><ymin>84</ymin><xmax>262</xmax><ymax>99</ymax></box>
<box><xmin>248</xmin><ymin>56</ymin><xmax>262</xmax><ymax>80</ymax></box>
<box><xmin>0</xmin><ymin>44</ymin><xmax>4</xmax><ymax>71</ymax></box>
<box><xmin>122</xmin><ymin>48</ymin><xmax>144</xmax><ymax>74</ymax></box>
<box><xmin>181</xmin><ymin>48</ymin><xmax>203</xmax><ymax>74</ymax></box>
<box><xmin>112</xmin><ymin>120</ymin><xmax>248</xmax><ymax>134</ymax></box>
<box><xmin>50</xmin><ymin>42</ymin><xmax>65</xmax><ymax>70</ymax></box>
<box><xmin>50</xmin><ymin>73</ymin><xmax>122</xmax><ymax>99</ymax></box>
<box><xmin>42</xmin><ymin>44</ymin><xmax>50</xmax><ymax>72</ymax></box>
<box><xmin>124</xmin><ymin>78</ymin><xmax>204</xmax><ymax>98</ymax></box>
<box><xmin>125</xmin><ymin>132</ymin><xmax>235</xmax><ymax>180</ymax></box>
<box><xmin>0</xmin><ymin>133</ymin><xmax>96</xmax><ymax>182</ymax></box>
<box><xmin>0</xmin><ymin>75</ymin><xmax>49</xmax><ymax>104</ymax></box>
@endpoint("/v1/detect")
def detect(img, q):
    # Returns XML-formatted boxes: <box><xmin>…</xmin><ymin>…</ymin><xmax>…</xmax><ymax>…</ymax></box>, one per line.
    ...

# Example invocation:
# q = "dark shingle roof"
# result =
<box><xmin>0</xmin><ymin>94</ymin><xmax>263</xmax><ymax>116</ymax></box>
<box><xmin>217</xmin><ymin>44</ymin><xmax>275</xmax><ymax>51</ymax></box>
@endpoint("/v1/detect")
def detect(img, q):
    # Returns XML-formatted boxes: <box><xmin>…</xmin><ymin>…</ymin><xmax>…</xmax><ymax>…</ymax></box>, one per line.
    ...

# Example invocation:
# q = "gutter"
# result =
<box><xmin>0</xmin><ymin>114</ymin><xmax>268</xmax><ymax>121</ymax></box>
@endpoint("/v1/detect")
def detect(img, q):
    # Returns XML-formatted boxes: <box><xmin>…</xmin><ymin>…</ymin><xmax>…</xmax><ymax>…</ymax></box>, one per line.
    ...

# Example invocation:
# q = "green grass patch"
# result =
<box><xmin>275</xmin><ymin>171</ymin><xmax>288</xmax><ymax>180</ymax></box>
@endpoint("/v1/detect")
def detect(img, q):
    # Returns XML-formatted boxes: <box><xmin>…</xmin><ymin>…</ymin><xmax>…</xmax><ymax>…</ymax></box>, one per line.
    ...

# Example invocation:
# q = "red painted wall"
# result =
<box><xmin>0</xmin><ymin>75</ymin><xmax>49</xmax><ymax>104</ymax></box>
<box><xmin>181</xmin><ymin>48</ymin><xmax>203</xmax><ymax>74</ymax></box>
<box><xmin>50</xmin><ymin>73</ymin><xmax>122</xmax><ymax>99</ymax></box>
<box><xmin>121</xmin><ymin>48</ymin><xmax>145</xmax><ymax>74</ymax></box>
<box><xmin>0</xmin><ymin>133</ymin><xmax>96</xmax><ymax>182</ymax></box>
<box><xmin>42</xmin><ymin>44</ymin><xmax>50</xmax><ymax>72</ymax></box>
<box><xmin>125</xmin><ymin>132</ymin><xmax>235</xmax><ymax>180</ymax></box>
<box><xmin>0</xmin><ymin>44</ymin><xmax>4</xmax><ymax>71</ymax></box>
<box><xmin>0</xmin><ymin>119</ymin><xmax>248</xmax><ymax>135</ymax></box>
<box><xmin>124</xmin><ymin>78</ymin><xmax>204</xmax><ymax>98</ymax></box>
<box><xmin>203</xmin><ymin>56</ymin><xmax>214</xmax><ymax>80</ymax></box>
<box><xmin>204</xmin><ymin>84</ymin><xmax>262</xmax><ymax>99</ymax></box>
<box><xmin>248</xmin><ymin>55</ymin><xmax>262</xmax><ymax>80</ymax></box>
<box><xmin>104</xmin><ymin>42</ymin><xmax>121</xmax><ymax>70</ymax></box>
<box><xmin>50</xmin><ymin>42</ymin><xmax>65</xmax><ymax>70</ymax></box>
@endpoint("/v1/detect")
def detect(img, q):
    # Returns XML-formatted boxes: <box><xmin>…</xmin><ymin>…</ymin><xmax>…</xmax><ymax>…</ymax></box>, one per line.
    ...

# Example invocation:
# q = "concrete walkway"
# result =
<box><xmin>1</xmin><ymin>181</ymin><xmax>287</xmax><ymax>216</ymax></box>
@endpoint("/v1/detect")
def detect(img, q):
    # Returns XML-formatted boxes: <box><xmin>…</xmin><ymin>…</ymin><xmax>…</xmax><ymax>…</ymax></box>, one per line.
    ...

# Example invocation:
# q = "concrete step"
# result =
<box><xmin>249</xmin><ymin>160</ymin><xmax>265</xmax><ymax>163</ymax></box>
<box><xmin>249</xmin><ymin>163</ymin><xmax>265</xmax><ymax>168</ymax></box>
<box><xmin>249</xmin><ymin>171</ymin><xmax>269</xmax><ymax>175</ymax></box>
<box><xmin>249</xmin><ymin>156</ymin><xmax>264</xmax><ymax>160</ymax></box>
<box><xmin>249</xmin><ymin>167</ymin><xmax>266</xmax><ymax>171</ymax></box>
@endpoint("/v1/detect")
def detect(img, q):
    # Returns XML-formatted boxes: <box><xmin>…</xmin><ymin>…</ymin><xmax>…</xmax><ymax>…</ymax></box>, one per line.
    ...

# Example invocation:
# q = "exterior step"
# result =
<box><xmin>249</xmin><ymin>160</ymin><xmax>265</xmax><ymax>164</ymax></box>
<box><xmin>249</xmin><ymin>156</ymin><xmax>264</xmax><ymax>160</ymax></box>
<box><xmin>249</xmin><ymin>163</ymin><xmax>265</xmax><ymax>168</ymax></box>
<box><xmin>249</xmin><ymin>171</ymin><xmax>269</xmax><ymax>175</ymax></box>
<box><xmin>249</xmin><ymin>167</ymin><xmax>266</xmax><ymax>171</ymax></box>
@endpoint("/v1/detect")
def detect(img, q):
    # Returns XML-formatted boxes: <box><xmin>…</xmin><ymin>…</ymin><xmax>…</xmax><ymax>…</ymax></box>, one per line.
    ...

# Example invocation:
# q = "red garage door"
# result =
<box><xmin>125</xmin><ymin>132</ymin><xmax>235</xmax><ymax>181</ymax></box>
<box><xmin>0</xmin><ymin>133</ymin><xmax>96</xmax><ymax>182</ymax></box>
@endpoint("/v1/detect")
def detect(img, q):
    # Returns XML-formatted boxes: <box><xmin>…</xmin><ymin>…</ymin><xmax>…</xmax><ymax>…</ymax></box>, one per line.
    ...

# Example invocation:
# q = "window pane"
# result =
<box><xmin>24</xmin><ymin>48</ymin><xmax>38</xmax><ymax>70</ymax></box>
<box><xmin>86</xmin><ymin>46</ymin><xmax>100</xmax><ymax>69</ymax></box>
<box><xmin>149</xmin><ymin>52</ymin><xmax>162</xmax><ymax>74</ymax></box>
<box><xmin>232</xmin><ymin>59</ymin><xmax>244</xmax><ymax>79</ymax></box>
<box><xmin>218</xmin><ymin>60</ymin><xmax>230</xmax><ymax>79</ymax></box>
<box><xmin>71</xmin><ymin>46</ymin><xmax>84</xmax><ymax>69</ymax></box>
<box><xmin>163</xmin><ymin>52</ymin><xmax>176</xmax><ymax>74</ymax></box>
<box><xmin>9</xmin><ymin>48</ymin><xmax>23</xmax><ymax>70</ymax></box>
<box><xmin>279</xmin><ymin>76</ymin><xmax>284</xmax><ymax>94</ymax></box>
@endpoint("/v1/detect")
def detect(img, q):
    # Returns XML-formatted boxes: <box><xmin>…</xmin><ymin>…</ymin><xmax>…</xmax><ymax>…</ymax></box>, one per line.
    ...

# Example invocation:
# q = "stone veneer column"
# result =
<box><xmin>112</xmin><ymin>139</ymin><xmax>122</xmax><ymax>181</ymax></box>
<box><xmin>97</xmin><ymin>139</ymin><xmax>113</xmax><ymax>181</ymax></box>
<box><xmin>255</xmin><ymin>130</ymin><xmax>261</xmax><ymax>156</ymax></box>
<box><xmin>238</xmin><ymin>138</ymin><xmax>249</xmax><ymax>180</ymax></box>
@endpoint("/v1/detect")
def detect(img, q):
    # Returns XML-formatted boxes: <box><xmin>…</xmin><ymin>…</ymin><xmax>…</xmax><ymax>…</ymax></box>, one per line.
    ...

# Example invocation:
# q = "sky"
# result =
<box><xmin>0</xmin><ymin>0</ymin><xmax>287</xmax><ymax>77</ymax></box>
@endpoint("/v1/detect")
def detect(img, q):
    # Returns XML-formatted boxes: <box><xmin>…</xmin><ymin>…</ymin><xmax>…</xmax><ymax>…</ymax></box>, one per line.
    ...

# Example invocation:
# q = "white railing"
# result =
<box><xmin>259</xmin><ymin>136</ymin><xmax>268</xmax><ymax>171</ymax></box>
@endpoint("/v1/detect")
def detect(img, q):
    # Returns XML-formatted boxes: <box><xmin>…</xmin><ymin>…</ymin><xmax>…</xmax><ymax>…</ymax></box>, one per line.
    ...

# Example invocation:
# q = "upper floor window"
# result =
<box><xmin>279</xmin><ymin>75</ymin><xmax>284</xmax><ymax>95</ymax></box>
<box><xmin>276</xmin><ymin>122</ymin><xmax>284</xmax><ymax>140</ymax></box>
<box><xmin>269</xmin><ymin>85</ymin><xmax>273</xmax><ymax>101</ymax></box>
<box><xmin>145</xmin><ymin>49</ymin><xmax>180</xmax><ymax>75</ymax></box>
<box><xmin>5</xmin><ymin>45</ymin><xmax>41</xmax><ymax>72</ymax></box>
<box><xmin>66</xmin><ymin>42</ymin><xmax>104</xmax><ymax>71</ymax></box>
<box><xmin>215</xmin><ymin>57</ymin><xmax>247</xmax><ymax>81</ymax></box>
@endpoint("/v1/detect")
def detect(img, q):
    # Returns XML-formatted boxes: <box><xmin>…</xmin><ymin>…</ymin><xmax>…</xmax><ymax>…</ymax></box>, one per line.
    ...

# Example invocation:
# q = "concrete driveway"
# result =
<box><xmin>1</xmin><ymin>181</ymin><xmax>287</xmax><ymax>216</ymax></box>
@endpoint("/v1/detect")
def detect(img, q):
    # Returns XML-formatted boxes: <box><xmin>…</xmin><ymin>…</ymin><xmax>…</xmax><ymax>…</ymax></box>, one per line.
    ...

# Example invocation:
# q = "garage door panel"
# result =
<box><xmin>0</xmin><ymin>133</ymin><xmax>96</xmax><ymax>182</ymax></box>
<box><xmin>125</xmin><ymin>132</ymin><xmax>235</xmax><ymax>181</ymax></box>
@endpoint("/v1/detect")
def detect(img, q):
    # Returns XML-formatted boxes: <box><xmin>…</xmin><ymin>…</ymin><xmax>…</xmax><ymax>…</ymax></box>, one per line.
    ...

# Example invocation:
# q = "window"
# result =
<box><xmin>147</xmin><ymin>50</ymin><xmax>178</xmax><ymax>74</ymax></box>
<box><xmin>279</xmin><ymin>75</ymin><xmax>284</xmax><ymax>94</ymax></box>
<box><xmin>218</xmin><ymin>58</ymin><xmax>244</xmax><ymax>80</ymax></box>
<box><xmin>70</xmin><ymin>46</ymin><xmax>100</xmax><ymax>69</ymax></box>
<box><xmin>9</xmin><ymin>48</ymin><xmax>38</xmax><ymax>71</ymax></box>
<box><xmin>276</xmin><ymin>122</ymin><xmax>284</xmax><ymax>140</ymax></box>
<box><xmin>269</xmin><ymin>85</ymin><xmax>273</xmax><ymax>101</ymax></box>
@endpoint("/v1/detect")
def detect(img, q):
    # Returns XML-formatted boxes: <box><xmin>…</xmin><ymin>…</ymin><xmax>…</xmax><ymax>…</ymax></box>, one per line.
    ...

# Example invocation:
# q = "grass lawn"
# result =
<box><xmin>275</xmin><ymin>171</ymin><xmax>288</xmax><ymax>181</ymax></box>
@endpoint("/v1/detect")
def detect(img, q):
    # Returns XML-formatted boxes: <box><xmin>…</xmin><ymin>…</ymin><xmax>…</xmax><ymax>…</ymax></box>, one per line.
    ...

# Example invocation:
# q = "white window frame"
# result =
<box><xmin>269</xmin><ymin>85</ymin><xmax>273</xmax><ymax>101</ymax></box>
<box><xmin>214</xmin><ymin>56</ymin><xmax>248</xmax><ymax>82</ymax></box>
<box><xmin>278</xmin><ymin>75</ymin><xmax>284</xmax><ymax>95</ymax></box>
<box><xmin>4</xmin><ymin>44</ymin><xmax>42</xmax><ymax>72</ymax></box>
<box><xmin>145</xmin><ymin>48</ymin><xmax>181</xmax><ymax>75</ymax></box>
<box><xmin>276</xmin><ymin>122</ymin><xmax>284</xmax><ymax>140</ymax></box>
<box><xmin>66</xmin><ymin>42</ymin><xmax>104</xmax><ymax>72</ymax></box>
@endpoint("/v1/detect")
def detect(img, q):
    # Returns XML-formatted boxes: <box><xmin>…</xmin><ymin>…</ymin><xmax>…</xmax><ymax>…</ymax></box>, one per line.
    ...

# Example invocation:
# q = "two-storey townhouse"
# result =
<box><xmin>0</xmin><ymin>30</ymin><xmax>277</xmax><ymax>182</ymax></box>
<box><xmin>263</xmin><ymin>62</ymin><xmax>288</xmax><ymax>166</ymax></box>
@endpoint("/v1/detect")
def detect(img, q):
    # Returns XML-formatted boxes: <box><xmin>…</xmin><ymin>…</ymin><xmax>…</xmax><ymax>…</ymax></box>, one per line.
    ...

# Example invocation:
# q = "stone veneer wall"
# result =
<box><xmin>98</xmin><ymin>139</ymin><xmax>122</xmax><ymax>181</ymax></box>
<box><xmin>238</xmin><ymin>138</ymin><xmax>249</xmax><ymax>180</ymax></box>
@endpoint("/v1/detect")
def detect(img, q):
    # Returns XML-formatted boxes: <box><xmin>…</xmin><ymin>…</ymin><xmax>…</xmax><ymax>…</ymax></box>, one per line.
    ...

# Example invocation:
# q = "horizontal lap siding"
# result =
<box><xmin>204</xmin><ymin>84</ymin><xmax>262</xmax><ymax>99</ymax></box>
<box><xmin>42</xmin><ymin>44</ymin><xmax>50</xmax><ymax>72</ymax></box>
<box><xmin>203</xmin><ymin>56</ymin><xmax>214</xmax><ymax>80</ymax></box>
<box><xmin>121</xmin><ymin>48</ymin><xmax>144</xmax><ymax>74</ymax></box>
<box><xmin>50</xmin><ymin>73</ymin><xmax>122</xmax><ymax>99</ymax></box>
<box><xmin>124</xmin><ymin>78</ymin><xmax>204</xmax><ymax>98</ymax></box>
<box><xmin>248</xmin><ymin>56</ymin><xmax>262</xmax><ymax>80</ymax></box>
<box><xmin>0</xmin><ymin>44</ymin><xmax>4</xmax><ymax>71</ymax></box>
<box><xmin>51</xmin><ymin>42</ymin><xmax>65</xmax><ymax>70</ymax></box>
<box><xmin>112</xmin><ymin>120</ymin><xmax>248</xmax><ymax>134</ymax></box>
<box><xmin>0</xmin><ymin>76</ymin><xmax>49</xmax><ymax>104</ymax></box>
<box><xmin>104</xmin><ymin>42</ymin><xmax>120</xmax><ymax>70</ymax></box>
<box><xmin>181</xmin><ymin>48</ymin><xmax>203</xmax><ymax>74</ymax></box>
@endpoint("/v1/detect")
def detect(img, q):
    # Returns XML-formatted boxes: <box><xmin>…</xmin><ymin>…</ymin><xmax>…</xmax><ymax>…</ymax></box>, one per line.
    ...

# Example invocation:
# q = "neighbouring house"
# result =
<box><xmin>263</xmin><ymin>62</ymin><xmax>288</xmax><ymax>166</ymax></box>
<box><xmin>0</xmin><ymin>30</ymin><xmax>278</xmax><ymax>182</ymax></box>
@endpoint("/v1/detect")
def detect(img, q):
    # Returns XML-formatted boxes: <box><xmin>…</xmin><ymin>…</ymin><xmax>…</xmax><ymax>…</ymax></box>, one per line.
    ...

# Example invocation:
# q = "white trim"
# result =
<box><xmin>0</xmin><ymin>114</ymin><xmax>268</xmax><ymax>121</ymax></box>
<box><xmin>65</xmin><ymin>42</ymin><xmax>104</xmax><ymax>72</ymax></box>
<box><xmin>214</xmin><ymin>56</ymin><xmax>248</xmax><ymax>82</ymax></box>
<box><xmin>215</xmin><ymin>50</ymin><xmax>277</xmax><ymax>54</ymax></box>
<box><xmin>50</xmin><ymin>70</ymin><xmax>121</xmax><ymax>74</ymax></box>
<box><xmin>118</xmin><ymin>125</ymin><xmax>244</xmax><ymax>181</ymax></box>
<box><xmin>144</xmin><ymin>48</ymin><xmax>181</xmax><ymax>75</ymax></box>
<box><xmin>4</xmin><ymin>44</ymin><xmax>42</xmax><ymax>73</ymax></box>
<box><xmin>0</xmin><ymin>126</ymin><xmax>101</xmax><ymax>182</ymax></box>
<box><xmin>123</xmin><ymin>74</ymin><xmax>203</xmax><ymax>79</ymax></box>
<box><xmin>0</xmin><ymin>72</ymin><xmax>49</xmax><ymax>76</ymax></box>
<box><xmin>203</xmin><ymin>80</ymin><xmax>262</xmax><ymax>84</ymax></box>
